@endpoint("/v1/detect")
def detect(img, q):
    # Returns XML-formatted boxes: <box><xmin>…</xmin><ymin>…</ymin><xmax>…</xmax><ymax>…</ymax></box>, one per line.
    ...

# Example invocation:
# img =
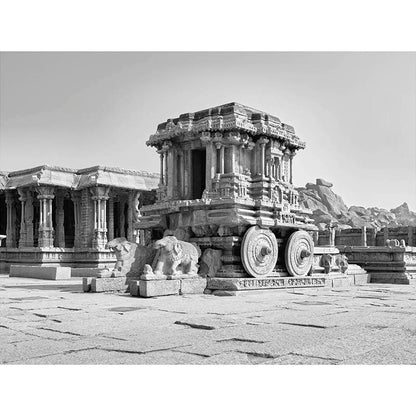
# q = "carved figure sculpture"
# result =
<box><xmin>321</xmin><ymin>253</ymin><xmax>332</xmax><ymax>274</ymax></box>
<box><xmin>153</xmin><ymin>235</ymin><xmax>201</xmax><ymax>276</ymax></box>
<box><xmin>386</xmin><ymin>239</ymin><xmax>400</xmax><ymax>248</ymax></box>
<box><xmin>335</xmin><ymin>254</ymin><xmax>349</xmax><ymax>273</ymax></box>
<box><xmin>106</xmin><ymin>237</ymin><xmax>157</xmax><ymax>278</ymax></box>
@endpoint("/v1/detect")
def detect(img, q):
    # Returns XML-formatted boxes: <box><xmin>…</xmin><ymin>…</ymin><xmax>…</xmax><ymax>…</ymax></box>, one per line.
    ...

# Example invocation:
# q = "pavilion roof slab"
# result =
<box><xmin>147</xmin><ymin>102</ymin><xmax>306</xmax><ymax>150</ymax></box>
<box><xmin>1</xmin><ymin>165</ymin><xmax>159</xmax><ymax>192</ymax></box>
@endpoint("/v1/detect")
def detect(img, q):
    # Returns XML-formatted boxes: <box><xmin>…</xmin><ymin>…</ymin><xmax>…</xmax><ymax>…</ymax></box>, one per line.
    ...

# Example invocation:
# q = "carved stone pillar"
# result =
<box><xmin>328</xmin><ymin>223</ymin><xmax>336</xmax><ymax>247</ymax></box>
<box><xmin>5</xmin><ymin>190</ymin><xmax>17</xmax><ymax>248</ymax></box>
<box><xmin>164</xmin><ymin>150</ymin><xmax>169</xmax><ymax>188</ymax></box>
<box><xmin>55</xmin><ymin>191</ymin><xmax>65</xmax><ymax>248</ymax></box>
<box><xmin>201</xmin><ymin>136</ymin><xmax>214</xmax><ymax>192</ymax></box>
<box><xmin>71</xmin><ymin>191</ymin><xmax>81</xmax><ymax>248</ymax></box>
<box><xmin>407</xmin><ymin>226</ymin><xmax>414</xmax><ymax>247</ymax></box>
<box><xmin>219</xmin><ymin>145</ymin><xmax>225</xmax><ymax>174</ymax></box>
<box><xmin>17</xmin><ymin>188</ymin><xmax>27</xmax><ymax>248</ymax></box>
<box><xmin>230</xmin><ymin>145</ymin><xmax>237</xmax><ymax>174</ymax></box>
<box><xmin>289</xmin><ymin>151</ymin><xmax>295</xmax><ymax>184</ymax></box>
<box><xmin>265</xmin><ymin>156</ymin><xmax>271</xmax><ymax>177</ymax></box>
<box><xmin>258</xmin><ymin>138</ymin><xmax>269</xmax><ymax>177</ymax></box>
<box><xmin>166</xmin><ymin>148</ymin><xmax>174</xmax><ymax>199</ymax></box>
<box><xmin>90</xmin><ymin>186</ymin><xmax>110</xmax><ymax>249</ymax></box>
<box><xmin>37</xmin><ymin>186</ymin><xmax>55</xmax><ymax>248</ymax></box>
<box><xmin>158</xmin><ymin>150</ymin><xmax>165</xmax><ymax>185</ymax></box>
<box><xmin>25</xmin><ymin>190</ymin><xmax>34</xmax><ymax>247</ymax></box>
<box><xmin>119</xmin><ymin>197</ymin><xmax>126</xmax><ymax>238</ymax></box>
<box><xmin>383</xmin><ymin>227</ymin><xmax>389</xmax><ymax>245</ymax></box>
<box><xmin>239</xmin><ymin>145</ymin><xmax>244</xmax><ymax>174</ymax></box>
<box><xmin>361</xmin><ymin>226</ymin><xmax>367</xmax><ymax>247</ymax></box>
<box><xmin>127</xmin><ymin>190</ymin><xmax>141</xmax><ymax>242</ymax></box>
<box><xmin>108</xmin><ymin>195</ymin><xmax>114</xmax><ymax>242</ymax></box>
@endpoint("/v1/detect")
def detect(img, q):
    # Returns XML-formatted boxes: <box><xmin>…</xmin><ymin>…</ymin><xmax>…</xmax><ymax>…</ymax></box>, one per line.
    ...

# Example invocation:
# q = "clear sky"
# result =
<box><xmin>0</xmin><ymin>52</ymin><xmax>415</xmax><ymax>210</ymax></box>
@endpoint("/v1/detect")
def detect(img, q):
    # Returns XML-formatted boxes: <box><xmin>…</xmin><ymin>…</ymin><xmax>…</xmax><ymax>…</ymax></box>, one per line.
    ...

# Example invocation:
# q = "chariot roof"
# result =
<box><xmin>147</xmin><ymin>102</ymin><xmax>306</xmax><ymax>150</ymax></box>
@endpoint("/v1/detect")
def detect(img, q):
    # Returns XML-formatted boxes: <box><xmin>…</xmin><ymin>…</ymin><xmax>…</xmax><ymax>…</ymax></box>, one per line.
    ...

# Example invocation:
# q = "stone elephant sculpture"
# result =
<box><xmin>153</xmin><ymin>236</ymin><xmax>201</xmax><ymax>276</ymax></box>
<box><xmin>106</xmin><ymin>237</ymin><xmax>156</xmax><ymax>279</ymax></box>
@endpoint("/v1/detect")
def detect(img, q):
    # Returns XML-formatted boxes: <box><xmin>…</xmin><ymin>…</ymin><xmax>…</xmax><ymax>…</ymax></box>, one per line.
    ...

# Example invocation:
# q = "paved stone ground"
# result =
<box><xmin>1</xmin><ymin>274</ymin><xmax>416</xmax><ymax>364</ymax></box>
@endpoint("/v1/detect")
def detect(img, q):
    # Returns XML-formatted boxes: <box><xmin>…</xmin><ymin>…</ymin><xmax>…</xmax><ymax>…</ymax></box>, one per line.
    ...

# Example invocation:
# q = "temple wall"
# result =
<box><xmin>318</xmin><ymin>226</ymin><xmax>416</xmax><ymax>247</ymax></box>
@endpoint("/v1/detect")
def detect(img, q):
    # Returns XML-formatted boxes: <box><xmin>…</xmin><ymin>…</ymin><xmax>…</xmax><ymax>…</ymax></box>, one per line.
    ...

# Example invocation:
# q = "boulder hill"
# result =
<box><xmin>297</xmin><ymin>179</ymin><xmax>416</xmax><ymax>231</ymax></box>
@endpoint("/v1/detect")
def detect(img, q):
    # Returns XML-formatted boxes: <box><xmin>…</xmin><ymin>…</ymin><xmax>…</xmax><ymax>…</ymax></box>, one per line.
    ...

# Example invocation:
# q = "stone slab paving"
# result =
<box><xmin>1</xmin><ymin>274</ymin><xmax>416</xmax><ymax>364</ymax></box>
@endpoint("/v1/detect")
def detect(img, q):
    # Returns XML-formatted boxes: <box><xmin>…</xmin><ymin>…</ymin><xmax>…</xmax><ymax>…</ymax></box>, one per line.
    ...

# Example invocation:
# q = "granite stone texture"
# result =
<box><xmin>139</xmin><ymin>279</ymin><xmax>181</xmax><ymax>297</ymax></box>
<box><xmin>9</xmin><ymin>265</ymin><xmax>71</xmax><ymax>280</ymax></box>
<box><xmin>180</xmin><ymin>278</ymin><xmax>207</xmax><ymax>294</ymax></box>
<box><xmin>2</xmin><ymin>274</ymin><xmax>416</xmax><ymax>364</ymax></box>
<box><xmin>90</xmin><ymin>277</ymin><xmax>128</xmax><ymax>292</ymax></box>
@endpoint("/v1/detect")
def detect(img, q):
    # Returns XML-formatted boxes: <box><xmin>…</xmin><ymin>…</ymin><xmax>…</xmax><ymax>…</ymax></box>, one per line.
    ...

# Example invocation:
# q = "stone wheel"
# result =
<box><xmin>285</xmin><ymin>230</ymin><xmax>314</xmax><ymax>277</ymax></box>
<box><xmin>241</xmin><ymin>226</ymin><xmax>278</xmax><ymax>279</ymax></box>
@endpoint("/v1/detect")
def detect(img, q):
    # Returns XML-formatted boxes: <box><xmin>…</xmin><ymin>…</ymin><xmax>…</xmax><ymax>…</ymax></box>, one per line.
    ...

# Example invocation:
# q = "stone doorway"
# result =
<box><xmin>191</xmin><ymin>148</ymin><xmax>206</xmax><ymax>199</ymax></box>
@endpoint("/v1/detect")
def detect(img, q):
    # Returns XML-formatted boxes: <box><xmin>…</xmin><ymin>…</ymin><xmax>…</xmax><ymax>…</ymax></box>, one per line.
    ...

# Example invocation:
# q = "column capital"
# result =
<box><xmin>5</xmin><ymin>190</ymin><xmax>16</xmax><ymax>204</ymax></box>
<box><xmin>200</xmin><ymin>131</ymin><xmax>212</xmax><ymax>143</ymax></box>
<box><xmin>90</xmin><ymin>186</ymin><xmax>110</xmax><ymax>201</ymax></box>
<box><xmin>36</xmin><ymin>186</ymin><xmax>55</xmax><ymax>199</ymax></box>
<box><xmin>17</xmin><ymin>188</ymin><xmax>28</xmax><ymax>201</ymax></box>
<box><xmin>258</xmin><ymin>137</ymin><xmax>269</xmax><ymax>146</ymax></box>
<box><xmin>160</xmin><ymin>142</ymin><xmax>172</xmax><ymax>153</ymax></box>
<box><xmin>70</xmin><ymin>190</ymin><xmax>81</xmax><ymax>202</ymax></box>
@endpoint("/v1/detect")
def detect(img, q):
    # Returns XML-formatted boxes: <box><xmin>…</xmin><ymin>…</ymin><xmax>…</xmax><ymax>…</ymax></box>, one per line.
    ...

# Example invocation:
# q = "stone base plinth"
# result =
<box><xmin>72</xmin><ymin>267</ymin><xmax>112</xmax><ymax>278</ymax></box>
<box><xmin>340</xmin><ymin>246</ymin><xmax>416</xmax><ymax>285</ymax></box>
<box><xmin>0</xmin><ymin>247</ymin><xmax>116</xmax><ymax>273</ymax></box>
<box><xmin>130</xmin><ymin>276</ymin><xmax>207</xmax><ymax>297</ymax></box>
<box><xmin>180</xmin><ymin>278</ymin><xmax>207</xmax><ymax>294</ymax></box>
<box><xmin>139</xmin><ymin>279</ymin><xmax>181</xmax><ymax>297</ymax></box>
<box><xmin>83</xmin><ymin>277</ymin><xmax>128</xmax><ymax>292</ymax></box>
<box><xmin>207</xmin><ymin>267</ymin><xmax>369</xmax><ymax>293</ymax></box>
<box><xmin>369</xmin><ymin>272</ymin><xmax>416</xmax><ymax>285</ymax></box>
<box><xmin>9</xmin><ymin>265</ymin><xmax>71</xmax><ymax>280</ymax></box>
<box><xmin>346</xmin><ymin>264</ymin><xmax>370</xmax><ymax>285</ymax></box>
<box><xmin>207</xmin><ymin>275</ymin><xmax>327</xmax><ymax>292</ymax></box>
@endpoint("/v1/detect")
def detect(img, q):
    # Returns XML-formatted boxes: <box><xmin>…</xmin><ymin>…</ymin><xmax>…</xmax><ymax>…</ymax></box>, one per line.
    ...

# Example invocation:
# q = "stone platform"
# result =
<box><xmin>130</xmin><ymin>276</ymin><xmax>207</xmax><ymax>298</ymax></box>
<box><xmin>206</xmin><ymin>245</ymin><xmax>368</xmax><ymax>294</ymax></box>
<box><xmin>206</xmin><ymin>270</ymin><xmax>368</xmax><ymax>294</ymax></box>
<box><xmin>341</xmin><ymin>246</ymin><xmax>416</xmax><ymax>284</ymax></box>
<box><xmin>9</xmin><ymin>265</ymin><xmax>71</xmax><ymax>280</ymax></box>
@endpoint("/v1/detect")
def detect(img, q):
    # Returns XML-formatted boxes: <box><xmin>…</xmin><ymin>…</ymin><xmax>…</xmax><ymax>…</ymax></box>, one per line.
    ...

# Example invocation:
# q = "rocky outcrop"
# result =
<box><xmin>297</xmin><ymin>179</ymin><xmax>416</xmax><ymax>231</ymax></box>
<box><xmin>390</xmin><ymin>203</ymin><xmax>416</xmax><ymax>226</ymax></box>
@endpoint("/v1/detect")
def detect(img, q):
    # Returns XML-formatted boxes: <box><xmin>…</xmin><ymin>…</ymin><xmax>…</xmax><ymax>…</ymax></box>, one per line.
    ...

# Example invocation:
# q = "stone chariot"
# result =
<box><xmin>136</xmin><ymin>102</ymin><xmax>341</xmax><ymax>293</ymax></box>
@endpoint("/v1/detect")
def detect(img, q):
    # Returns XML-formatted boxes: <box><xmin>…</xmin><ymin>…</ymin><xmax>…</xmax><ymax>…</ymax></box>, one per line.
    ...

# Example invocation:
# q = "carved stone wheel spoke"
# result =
<box><xmin>241</xmin><ymin>226</ymin><xmax>278</xmax><ymax>279</ymax></box>
<box><xmin>285</xmin><ymin>230</ymin><xmax>314</xmax><ymax>277</ymax></box>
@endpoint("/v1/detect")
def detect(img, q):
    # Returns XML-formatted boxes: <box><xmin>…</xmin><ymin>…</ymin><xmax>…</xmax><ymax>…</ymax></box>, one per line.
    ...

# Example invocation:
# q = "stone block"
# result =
<box><xmin>330</xmin><ymin>275</ymin><xmax>354</xmax><ymax>288</ymax></box>
<box><xmin>369</xmin><ymin>272</ymin><xmax>412</xmax><ymax>285</ymax></box>
<box><xmin>90</xmin><ymin>277</ymin><xmax>128</xmax><ymax>292</ymax></box>
<box><xmin>353</xmin><ymin>273</ymin><xmax>370</xmax><ymax>285</ymax></box>
<box><xmin>82</xmin><ymin>277</ymin><xmax>93</xmax><ymax>292</ymax></box>
<box><xmin>139</xmin><ymin>279</ymin><xmax>180</xmax><ymax>297</ymax></box>
<box><xmin>129</xmin><ymin>280</ymin><xmax>140</xmax><ymax>297</ymax></box>
<box><xmin>72</xmin><ymin>267</ymin><xmax>111</xmax><ymax>278</ymax></box>
<box><xmin>9</xmin><ymin>265</ymin><xmax>71</xmax><ymax>280</ymax></box>
<box><xmin>180</xmin><ymin>278</ymin><xmax>207</xmax><ymax>294</ymax></box>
